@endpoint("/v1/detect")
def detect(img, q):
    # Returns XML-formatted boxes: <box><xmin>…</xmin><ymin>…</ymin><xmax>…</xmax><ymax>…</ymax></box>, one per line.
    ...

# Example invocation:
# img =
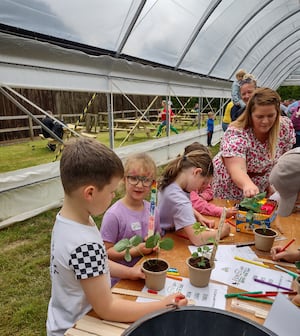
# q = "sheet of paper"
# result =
<box><xmin>137</xmin><ymin>277</ymin><xmax>227</xmax><ymax>310</ymax></box>
<box><xmin>189</xmin><ymin>244</ymin><xmax>257</xmax><ymax>262</ymax></box>
<box><xmin>189</xmin><ymin>244</ymin><xmax>293</xmax><ymax>292</ymax></box>
<box><xmin>264</xmin><ymin>293</ymin><xmax>300</xmax><ymax>335</ymax></box>
<box><xmin>211</xmin><ymin>259</ymin><xmax>294</xmax><ymax>292</ymax></box>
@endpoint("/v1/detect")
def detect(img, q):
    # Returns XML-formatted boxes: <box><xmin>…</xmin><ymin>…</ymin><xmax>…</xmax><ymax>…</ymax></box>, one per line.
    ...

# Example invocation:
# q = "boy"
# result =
<box><xmin>46</xmin><ymin>137</ymin><xmax>187</xmax><ymax>336</ymax></box>
<box><xmin>206</xmin><ymin>111</ymin><xmax>215</xmax><ymax>147</ymax></box>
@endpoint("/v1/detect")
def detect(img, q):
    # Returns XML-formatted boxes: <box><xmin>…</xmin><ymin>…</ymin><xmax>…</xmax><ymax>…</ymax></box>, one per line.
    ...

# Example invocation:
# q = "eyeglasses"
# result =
<box><xmin>126</xmin><ymin>175</ymin><xmax>154</xmax><ymax>187</ymax></box>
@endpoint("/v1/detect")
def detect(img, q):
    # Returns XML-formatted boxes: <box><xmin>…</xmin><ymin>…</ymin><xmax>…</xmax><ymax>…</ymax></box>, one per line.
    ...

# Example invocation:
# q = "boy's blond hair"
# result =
<box><xmin>207</xmin><ymin>111</ymin><xmax>214</xmax><ymax>118</ymax></box>
<box><xmin>60</xmin><ymin>137</ymin><xmax>124</xmax><ymax>194</ymax></box>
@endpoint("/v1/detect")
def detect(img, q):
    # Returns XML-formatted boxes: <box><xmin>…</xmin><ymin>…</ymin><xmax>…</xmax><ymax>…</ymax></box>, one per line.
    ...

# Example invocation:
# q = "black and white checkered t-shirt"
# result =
<box><xmin>69</xmin><ymin>242</ymin><xmax>107</xmax><ymax>279</ymax></box>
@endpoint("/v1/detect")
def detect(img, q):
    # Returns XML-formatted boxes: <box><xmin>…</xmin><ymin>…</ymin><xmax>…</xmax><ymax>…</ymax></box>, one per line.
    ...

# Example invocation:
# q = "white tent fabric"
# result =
<box><xmin>0</xmin><ymin>0</ymin><xmax>300</xmax><ymax>91</ymax></box>
<box><xmin>0</xmin><ymin>128</ymin><xmax>223</xmax><ymax>228</ymax></box>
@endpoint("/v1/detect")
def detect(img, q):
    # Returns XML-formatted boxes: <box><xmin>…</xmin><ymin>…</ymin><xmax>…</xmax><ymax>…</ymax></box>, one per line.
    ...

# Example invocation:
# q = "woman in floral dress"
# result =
<box><xmin>212</xmin><ymin>87</ymin><xmax>295</xmax><ymax>200</ymax></box>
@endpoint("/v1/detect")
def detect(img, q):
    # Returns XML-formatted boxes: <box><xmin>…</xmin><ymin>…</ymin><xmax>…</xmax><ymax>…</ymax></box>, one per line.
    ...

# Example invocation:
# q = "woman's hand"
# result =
<box><xmin>271</xmin><ymin>246</ymin><xmax>300</xmax><ymax>265</ymax></box>
<box><xmin>242</xmin><ymin>182</ymin><xmax>260</xmax><ymax>198</ymax></box>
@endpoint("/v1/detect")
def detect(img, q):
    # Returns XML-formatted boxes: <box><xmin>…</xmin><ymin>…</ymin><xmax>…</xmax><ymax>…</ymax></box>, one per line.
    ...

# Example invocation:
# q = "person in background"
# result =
<box><xmin>230</xmin><ymin>75</ymin><xmax>257</xmax><ymax>121</ymax></box>
<box><xmin>290</xmin><ymin>102</ymin><xmax>300</xmax><ymax>148</ymax></box>
<box><xmin>206</xmin><ymin>111</ymin><xmax>215</xmax><ymax>147</ymax></box>
<box><xmin>269</xmin><ymin>147</ymin><xmax>300</xmax><ymax>217</ymax></box>
<box><xmin>212</xmin><ymin>87</ymin><xmax>295</xmax><ymax>201</ymax></box>
<box><xmin>41</xmin><ymin>110</ymin><xmax>64</xmax><ymax>151</ymax></box>
<box><xmin>231</xmin><ymin>69</ymin><xmax>246</xmax><ymax>115</ymax></box>
<box><xmin>46</xmin><ymin>138</ymin><xmax>187</xmax><ymax>336</ymax></box>
<box><xmin>184</xmin><ymin>142</ymin><xmax>237</xmax><ymax>218</ymax></box>
<box><xmin>100</xmin><ymin>152</ymin><xmax>160</xmax><ymax>287</ymax></box>
<box><xmin>41</xmin><ymin>110</ymin><xmax>55</xmax><ymax>138</ymax></box>
<box><xmin>222</xmin><ymin>101</ymin><xmax>233</xmax><ymax>132</ymax></box>
<box><xmin>158</xmin><ymin>149</ymin><xmax>230</xmax><ymax>246</ymax></box>
<box><xmin>155</xmin><ymin>100</ymin><xmax>178</xmax><ymax>137</ymax></box>
<box><xmin>231</xmin><ymin>69</ymin><xmax>247</xmax><ymax>112</ymax></box>
<box><xmin>271</xmin><ymin>244</ymin><xmax>300</xmax><ymax>307</ymax></box>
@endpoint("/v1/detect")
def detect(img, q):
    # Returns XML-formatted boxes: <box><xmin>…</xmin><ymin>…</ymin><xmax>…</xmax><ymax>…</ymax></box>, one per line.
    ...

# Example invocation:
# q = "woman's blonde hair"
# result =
<box><xmin>231</xmin><ymin>87</ymin><xmax>281</xmax><ymax>159</ymax></box>
<box><xmin>158</xmin><ymin>150</ymin><xmax>213</xmax><ymax>190</ymax></box>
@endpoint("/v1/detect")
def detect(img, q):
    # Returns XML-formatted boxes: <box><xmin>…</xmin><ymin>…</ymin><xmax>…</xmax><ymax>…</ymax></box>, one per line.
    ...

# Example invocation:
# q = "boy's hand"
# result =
<box><xmin>163</xmin><ymin>293</ymin><xmax>188</xmax><ymax>307</ymax></box>
<box><xmin>129</xmin><ymin>263</ymin><xmax>145</xmax><ymax>280</ymax></box>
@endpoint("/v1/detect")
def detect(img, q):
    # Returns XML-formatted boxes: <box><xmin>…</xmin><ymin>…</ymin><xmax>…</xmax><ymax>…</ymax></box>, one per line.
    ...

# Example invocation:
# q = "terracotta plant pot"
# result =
<box><xmin>142</xmin><ymin>258</ymin><xmax>169</xmax><ymax>291</ymax></box>
<box><xmin>186</xmin><ymin>257</ymin><xmax>214</xmax><ymax>287</ymax></box>
<box><xmin>253</xmin><ymin>227</ymin><xmax>278</xmax><ymax>252</ymax></box>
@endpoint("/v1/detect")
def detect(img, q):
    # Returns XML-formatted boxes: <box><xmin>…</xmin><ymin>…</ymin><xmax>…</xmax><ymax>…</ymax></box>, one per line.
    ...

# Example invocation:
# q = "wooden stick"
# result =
<box><xmin>210</xmin><ymin>207</ymin><xmax>226</xmax><ymax>265</ymax></box>
<box><xmin>112</xmin><ymin>287</ymin><xmax>195</xmax><ymax>305</ymax></box>
<box><xmin>231</xmin><ymin>299</ymin><xmax>268</xmax><ymax>319</ymax></box>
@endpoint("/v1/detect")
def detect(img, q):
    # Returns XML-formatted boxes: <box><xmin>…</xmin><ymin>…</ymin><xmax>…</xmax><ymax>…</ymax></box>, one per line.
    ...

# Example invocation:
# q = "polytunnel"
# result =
<box><xmin>1</xmin><ymin>0</ymin><xmax>300</xmax><ymax>228</ymax></box>
<box><xmin>0</xmin><ymin>0</ymin><xmax>300</xmax><ymax>94</ymax></box>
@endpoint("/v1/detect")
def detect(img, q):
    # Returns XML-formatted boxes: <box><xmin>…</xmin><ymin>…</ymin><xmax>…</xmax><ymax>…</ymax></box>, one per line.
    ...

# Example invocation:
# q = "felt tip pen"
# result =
<box><xmin>234</xmin><ymin>256</ymin><xmax>269</xmax><ymax>268</ymax></box>
<box><xmin>225</xmin><ymin>291</ymin><xmax>262</xmax><ymax>298</ymax></box>
<box><xmin>253</xmin><ymin>278</ymin><xmax>293</xmax><ymax>292</ymax></box>
<box><xmin>236</xmin><ymin>242</ymin><xmax>255</xmax><ymax>248</ymax></box>
<box><xmin>280</xmin><ymin>238</ymin><xmax>296</xmax><ymax>252</ymax></box>
<box><xmin>274</xmin><ymin>264</ymin><xmax>299</xmax><ymax>279</ymax></box>
<box><xmin>147</xmin><ymin>289</ymin><xmax>158</xmax><ymax>294</ymax></box>
<box><xmin>237</xmin><ymin>295</ymin><xmax>273</xmax><ymax>305</ymax></box>
<box><xmin>166</xmin><ymin>274</ymin><xmax>183</xmax><ymax>281</ymax></box>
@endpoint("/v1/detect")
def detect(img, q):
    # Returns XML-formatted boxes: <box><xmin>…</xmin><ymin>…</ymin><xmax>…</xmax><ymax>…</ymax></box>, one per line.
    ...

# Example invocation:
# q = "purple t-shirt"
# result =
<box><xmin>100</xmin><ymin>199</ymin><xmax>161</xmax><ymax>286</ymax></box>
<box><xmin>158</xmin><ymin>182</ymin><xmax>196</xmax><ymax>232</ymax></box>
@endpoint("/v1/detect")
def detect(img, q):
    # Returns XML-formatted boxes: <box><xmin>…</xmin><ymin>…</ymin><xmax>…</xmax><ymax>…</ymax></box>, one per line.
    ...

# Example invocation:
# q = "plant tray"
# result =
<box><xmin>235</xmin><ymin>200</ymin><xmax>277</xmax><ymax>234</ymax></box>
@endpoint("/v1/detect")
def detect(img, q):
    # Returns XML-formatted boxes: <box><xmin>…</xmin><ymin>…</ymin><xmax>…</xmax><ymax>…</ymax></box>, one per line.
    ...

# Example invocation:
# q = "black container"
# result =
<box><xmin>122</xmin><ymin>306</ymin><xmax>276</xmax><ymax>336</ymax></box>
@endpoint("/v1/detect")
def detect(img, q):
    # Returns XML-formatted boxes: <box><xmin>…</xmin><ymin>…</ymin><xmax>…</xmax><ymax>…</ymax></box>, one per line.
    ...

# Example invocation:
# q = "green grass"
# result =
<box><xmin>0</xmin><ymin>130</ymin><xmax>220</xmax><ymax>335</ymax></box>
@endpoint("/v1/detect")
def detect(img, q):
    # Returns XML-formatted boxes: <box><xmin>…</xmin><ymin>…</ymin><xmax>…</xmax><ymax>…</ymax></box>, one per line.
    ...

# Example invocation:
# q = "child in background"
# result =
<box><xmin>231</xmin><ymin>69</ymin><xmax>247</xmax><ymax>109</ymax></box>
<box><xmin>155</xmin><ymin>100</ymin><xmax>179</xmax><ymax>137</ymax></box>
<box><xmin>47</xmin><ymin>138</ymin><xmax>187</xmax><ymax>336</ymax></box>
<box><xmin>184</xmin><ymin>142</ymin><xmax>237</xmax><ymax>218</ymax></box>
<box><xmin>206</xmin><ymin>111</ymin><xmax>215</xmax><ymax>147</ymax></box>
<box><xmin>158</xmin><ymin>149</ymin><xmax>230</xmax><ymax>246</ymax></box>
<box><xmin>100</xmin><ymin>153</ymin><xmax>161</xmax><ymax>286</ymax></box>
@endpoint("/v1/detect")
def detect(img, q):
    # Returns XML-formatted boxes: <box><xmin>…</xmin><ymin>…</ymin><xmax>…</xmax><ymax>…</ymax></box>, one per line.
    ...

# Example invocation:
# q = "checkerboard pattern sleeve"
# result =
<box><xmin>69</xmin><ymin>243</ymin><xmax>106</xmax><ymax>279</ymax></box>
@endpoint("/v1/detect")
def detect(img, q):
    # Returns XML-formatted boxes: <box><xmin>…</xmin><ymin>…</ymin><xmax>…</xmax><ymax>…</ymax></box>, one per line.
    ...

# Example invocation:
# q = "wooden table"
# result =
<box><xmin>113</xmin><ymin>119</ymin><xmax>158</xmax><ymax>139</ymax></box>
<box><xmin>66</xmin><ymin>200</ymin><xmax>300</xmax><ymax>335</ymax></box>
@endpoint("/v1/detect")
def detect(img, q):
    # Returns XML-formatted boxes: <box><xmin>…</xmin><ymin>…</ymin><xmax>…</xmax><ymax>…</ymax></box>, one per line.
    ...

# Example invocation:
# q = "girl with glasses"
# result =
<box><xmin>100</xmin><ymin>152</ymin><xmax>161</xmax><ymax>286</ymax></box>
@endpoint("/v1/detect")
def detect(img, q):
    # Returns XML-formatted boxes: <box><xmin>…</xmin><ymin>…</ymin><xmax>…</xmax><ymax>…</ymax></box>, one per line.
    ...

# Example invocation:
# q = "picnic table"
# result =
<box><xmin>65</xmin><ymin>199</ymin><xmax>300</xmax><ymax>335</ymax></box>
<box><xmin>113</xmin><ymin>119</ymin><xmax>158</xmax><ymax>139</ymax></box>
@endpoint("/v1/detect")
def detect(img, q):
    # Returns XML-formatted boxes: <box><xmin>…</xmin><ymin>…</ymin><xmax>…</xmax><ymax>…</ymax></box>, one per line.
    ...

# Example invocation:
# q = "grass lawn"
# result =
<box><xmin>0</xmin><ymin>129</ymin><xmax>220</xmax><ymax>335</ymax></box>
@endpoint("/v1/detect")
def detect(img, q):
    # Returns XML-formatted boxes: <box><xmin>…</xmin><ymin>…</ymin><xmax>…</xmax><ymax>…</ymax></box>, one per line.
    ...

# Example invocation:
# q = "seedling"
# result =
<box><xmin>114</xmin><ymin>232</ymin><xmax>174</xmax><ymax>263</ymax></box>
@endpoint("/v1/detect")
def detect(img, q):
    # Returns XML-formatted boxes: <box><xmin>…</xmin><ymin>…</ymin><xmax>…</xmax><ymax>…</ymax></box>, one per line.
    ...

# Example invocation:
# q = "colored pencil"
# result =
<box><xmin>253</xmin><ymin>278</ymin><xmax>293</xmax><ymax>291</ymax></box>
<box><xmin>234</xmin><ymin>256</ymin><xmax>269</xmax><ymax>268</ymax></box>
<box><xmin>280</xmin><ymin>238</ymin><xmax>296</xmax><ymax>252</ymax></box>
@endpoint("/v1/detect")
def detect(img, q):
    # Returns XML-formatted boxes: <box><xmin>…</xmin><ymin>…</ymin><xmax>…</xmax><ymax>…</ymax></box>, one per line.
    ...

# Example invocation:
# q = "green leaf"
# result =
<box><xmin>114</xmin><ymin>238</ymin><xmax>130</xmax><ymax>252</ymax></box>
<box><xmin>129</xmin><ymin>235</ymin><xmax>143</xmax><ymax>247</ymax></box>
<box><xmin>145</xmin><ymin>233</ymin><xmax>160</xmax><ymax>248</ymax></box>
<box><xmin>159</xmin><ymin>237</ymin><xmax>174</xmax><ymax>250</ymax></box>
<box><xmin>124</xmin><ymin>249</ymin><xmax>132</xmax><ymax>262</ymax></box>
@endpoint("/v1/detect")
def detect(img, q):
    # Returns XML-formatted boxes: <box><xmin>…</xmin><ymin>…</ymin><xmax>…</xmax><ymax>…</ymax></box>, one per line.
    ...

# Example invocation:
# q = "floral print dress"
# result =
<box><xmin>212</xmin><ymin>116</ymin><xmax>295</xmax><ymax>200</ymax></box>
